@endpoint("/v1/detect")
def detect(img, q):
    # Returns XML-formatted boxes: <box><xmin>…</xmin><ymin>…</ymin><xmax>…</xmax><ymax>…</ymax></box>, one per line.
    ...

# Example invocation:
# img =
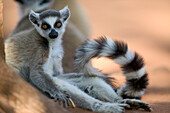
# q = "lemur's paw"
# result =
<box><xmin>54</xmin><ymin>91</ymin><xmax>76</xmax><ymax>108</ymax></box>
<box><xmin>122</xmin><ymin>99</ymin><xmax>152</xmax><ymax>112</ymax></box>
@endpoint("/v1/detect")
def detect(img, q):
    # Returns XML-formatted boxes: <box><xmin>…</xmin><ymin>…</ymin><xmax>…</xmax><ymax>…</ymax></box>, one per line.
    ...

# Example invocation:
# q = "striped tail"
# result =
<box><xmin>74</xmin><ymin>37</ymin><xmax>149</xmax><ymax>99</ymax></box>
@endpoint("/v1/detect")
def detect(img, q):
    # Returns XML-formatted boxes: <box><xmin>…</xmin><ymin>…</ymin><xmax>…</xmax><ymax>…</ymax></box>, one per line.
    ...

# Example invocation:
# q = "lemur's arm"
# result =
<box><xmin>30</xmin><ymin>65</ymin><xmax>59</xmax><ymax>98</ymax></box>
<box><xmin>27</xmin><ymin>48</ymin><xmax>70</xmax><ymax>106</ymax></box>
<box><xmin>30</xmin><ymin>66</ymin><xmax>81</xmax><ymax>108</ymax></box>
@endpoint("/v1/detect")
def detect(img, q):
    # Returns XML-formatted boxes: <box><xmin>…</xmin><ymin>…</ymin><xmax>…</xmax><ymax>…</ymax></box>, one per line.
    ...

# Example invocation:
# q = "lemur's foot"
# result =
<box><xmin>54</xmin><ymin>91</ymin><xmax>76</xmax><ymax>108</ymax></box>
<box><xmin>122</xmin><ymin>99</ymin><xmax>152</xmax><ymax>112</ymax></box>
<box><xmin>94</xmin><ymin>102</ymin><xmax>129</xmax><ymax>113</ymax></box>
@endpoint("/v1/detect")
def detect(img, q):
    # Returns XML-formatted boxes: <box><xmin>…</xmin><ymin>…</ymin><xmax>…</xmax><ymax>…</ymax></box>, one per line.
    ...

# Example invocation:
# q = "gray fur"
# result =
<box><xmin>6</xmin><ymin>1</ymin><xmax>151</xmax><ymax>112</ymax></box>
<box><xmin>15</xmin><ymin>0</ymin><xmax>52</xmax><ymax>6</ymax></box>
<box><xmin>16</xmin><ymin>0</ymin><xmax>53</xmax><ymax>19</ymax></box>
<box><xmin>39</xmin><ymin>10</ymin><xmax>61</xmax><ymax>20</ymax></box>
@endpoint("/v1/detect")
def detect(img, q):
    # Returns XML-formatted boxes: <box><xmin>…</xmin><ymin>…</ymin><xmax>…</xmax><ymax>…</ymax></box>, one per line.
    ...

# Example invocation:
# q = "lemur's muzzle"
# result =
<box><xmin>49</xmin><ymin>29</ymin><xmax>58</xmax><ymax>39</ymax></box>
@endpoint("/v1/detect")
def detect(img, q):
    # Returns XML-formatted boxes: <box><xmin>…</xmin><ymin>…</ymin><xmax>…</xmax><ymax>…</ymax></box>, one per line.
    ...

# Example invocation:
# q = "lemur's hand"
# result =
<box><xmin>54</xmin><ymin>91</ymin><xmax>76</xmax><ymax>108</ymax></box>
<box><xmin>121</xmin><ymin>99</ymin><xmax>152</xmax><ymax>112</ymax></box>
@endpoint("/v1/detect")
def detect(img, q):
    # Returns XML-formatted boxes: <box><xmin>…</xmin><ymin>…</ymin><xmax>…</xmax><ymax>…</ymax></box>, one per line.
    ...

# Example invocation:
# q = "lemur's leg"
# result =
<box><xmin>52</xmin><ymin>76</ymin><xmax>128</xmax><ymax>113</ymax></box>
<box><xmin>30</xmin><ymin>67</ymin><xmax>127</xmax><ymax>113</ymax></box>
<box><xmin>58</xmin><ymin>73</ymin><xmax>122</xmax><ymax>103</ymax></box>
<box><xmin>58</xmin><ymin>73</ymin><xmax>152</xmax><ymax>111</ymax></box>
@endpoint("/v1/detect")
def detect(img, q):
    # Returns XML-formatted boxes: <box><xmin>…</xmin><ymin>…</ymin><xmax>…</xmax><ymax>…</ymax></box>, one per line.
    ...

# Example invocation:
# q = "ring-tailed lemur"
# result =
<box><xmin>5</xmin><ymin>0</ymin><xmax>151</xmax><ymax>112</ymax></box>
<box><xmin>5</xmin><ymin>7</ymin><xmax>151</xmax><ymax>113</ymax></box>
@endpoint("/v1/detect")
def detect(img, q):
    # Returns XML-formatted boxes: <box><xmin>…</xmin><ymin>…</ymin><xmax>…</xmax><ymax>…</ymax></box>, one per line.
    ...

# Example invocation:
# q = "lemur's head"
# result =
<box><xmin>29</xmin><ymin>6</ymin><xmax>70</xmax><ymax>39</ymax></box>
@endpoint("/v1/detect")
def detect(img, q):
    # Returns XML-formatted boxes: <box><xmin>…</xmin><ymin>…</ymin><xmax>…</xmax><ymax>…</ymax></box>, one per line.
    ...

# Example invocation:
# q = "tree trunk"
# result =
<box><xmin>0</xmin><ymin>0</ymin><xmax>4</xmax><ymax>59</ymax></box>
<box><xmin>0</xmin><ymin>1</ymin><xmax>68</xmax><ymax>113</ymax></box>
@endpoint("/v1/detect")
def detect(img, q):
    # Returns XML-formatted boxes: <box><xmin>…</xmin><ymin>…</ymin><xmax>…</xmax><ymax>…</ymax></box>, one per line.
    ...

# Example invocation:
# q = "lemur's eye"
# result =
<box><xmin>55</xmin><ymin>21</ymin><xmax>62</xmax><ymax>28</ymax></box>
<box><xmin>56</xmin><ymin>23</ymin><xmax>61</xmax><ymax>27</ymax></box>
<box><xmin>41</xmin><ymin>22</ymin><xmax>51</xmax><ymax>30</ymax></box>
<box><xmin>42</xmin><ymin>25</ymin><xmax>48</xmax><ymax>30</ymax></box>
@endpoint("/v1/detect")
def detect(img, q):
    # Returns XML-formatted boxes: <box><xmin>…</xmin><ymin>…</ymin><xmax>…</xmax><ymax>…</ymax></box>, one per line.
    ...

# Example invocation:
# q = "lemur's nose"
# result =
<box><xmin>49</xmin><ymin>29</ymin><xmax>58</xmax><ymax>39</ymax></box>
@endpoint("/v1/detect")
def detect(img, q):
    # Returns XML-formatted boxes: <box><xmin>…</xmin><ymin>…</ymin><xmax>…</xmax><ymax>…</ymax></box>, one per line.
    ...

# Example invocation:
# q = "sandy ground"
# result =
<box><xmin>3</xmin><ymin>0</ymin><xmax>170</xmax><ymax>113</ymax></box>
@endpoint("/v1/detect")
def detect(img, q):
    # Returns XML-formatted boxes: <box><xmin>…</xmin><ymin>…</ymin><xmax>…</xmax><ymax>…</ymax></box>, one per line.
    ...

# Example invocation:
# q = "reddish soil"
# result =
<box><xmin>3</xmin><ymin>0</ymin><xmax>170</xmax><ymax>113</ymax></box>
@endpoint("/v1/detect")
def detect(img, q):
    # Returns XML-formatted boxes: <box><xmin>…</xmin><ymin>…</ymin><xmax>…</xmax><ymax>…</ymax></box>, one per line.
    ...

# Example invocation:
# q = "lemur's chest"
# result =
<box><xmin>43</xmin><ymin>40</ymin><xmax>64</xmax><ymax>76</ymax></box>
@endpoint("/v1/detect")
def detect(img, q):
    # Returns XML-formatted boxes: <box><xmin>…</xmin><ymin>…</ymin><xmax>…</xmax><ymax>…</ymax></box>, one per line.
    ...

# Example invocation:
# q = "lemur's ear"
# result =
<box><xmin>59</xmin><ymin>6</ymin><xmax>70</xmax><ymax>22</ymax></box>
<box><xmin>29</xmin><ymin>10</ymin><xmax>40</xmax><ymax>26</ymax></box>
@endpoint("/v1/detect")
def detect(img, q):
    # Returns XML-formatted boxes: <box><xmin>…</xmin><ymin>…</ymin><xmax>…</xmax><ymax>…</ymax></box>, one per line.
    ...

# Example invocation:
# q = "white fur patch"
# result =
<box><xmin>43</xmin><ymin>38</ymin><xmax>64</xmax><ymax>76</ymax></box>
<box><xmin>114</xmin><ymin>49</ymin><xmax>134</xmax><ymax>65</ymax></box>
<box><xmin>106</xmin><ymin>38</ymin><xmax>115</xmax><ymax>48</ymax></box>
<box><xmin>125</xmin><ymin>66</ymin><xmax>146</xmax><ymax>79</ymax></box>
<box><xmin>117</xmin><ymin>85</ymin><xmax>145</xmax><ymax>98</ymax></box>
<box><xmin>125</xmin><ymin>90</ymin><xmax>145</xmax><ymax>97</ymax></box>
<box><xmin>99</xmin><ymin>38</ymin><xmax>116</xmax><ymax>57</ymax></box>
<box><xmin>44</xmin><ymin>17</ymin><xmax>58</xmax><ymax>27</ymax></box>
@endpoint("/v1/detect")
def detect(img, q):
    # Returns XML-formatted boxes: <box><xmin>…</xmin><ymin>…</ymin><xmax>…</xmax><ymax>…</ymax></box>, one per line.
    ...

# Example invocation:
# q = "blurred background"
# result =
<box><xmin>3</xmin><ymin>0</ymin><xmax>170</xmax><ymax>112</ymax></box>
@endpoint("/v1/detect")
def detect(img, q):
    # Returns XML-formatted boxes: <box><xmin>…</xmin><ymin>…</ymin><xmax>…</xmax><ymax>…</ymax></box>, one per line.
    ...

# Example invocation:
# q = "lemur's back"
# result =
<box><xmin>11</xmin><ymin>16</ymin><xmax>33</xmax><ymax>35</ymax></box>
<box><xmin>5</xmin><ymin>28</ymin><xmax>49</xmax><ymax>75</ymax></box>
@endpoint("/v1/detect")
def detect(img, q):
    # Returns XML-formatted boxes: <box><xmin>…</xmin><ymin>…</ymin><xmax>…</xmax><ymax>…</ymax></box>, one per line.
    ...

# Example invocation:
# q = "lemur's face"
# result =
<box><xmin>29</xmin><ymin>6</ymin><xmax>70</xmax><ymax>39</ymax></box>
